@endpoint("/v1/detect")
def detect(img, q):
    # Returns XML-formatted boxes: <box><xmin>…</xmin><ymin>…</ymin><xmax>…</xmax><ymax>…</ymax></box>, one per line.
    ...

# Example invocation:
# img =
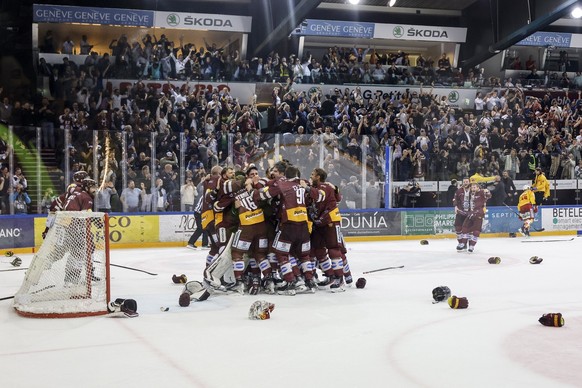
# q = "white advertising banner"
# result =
<box><xmin>291</xmin><ymin>83</ymin><xmax>478</xmax><ymax>109</ymax></box>
<box><xmin>105</xmin><ymin>79</ymin><xmax>256</xmax><ymax>104</ymax></box>
<box><xmin>541</xmin><ymin>207</ymin><xmax>582</xmax><ymax>231</ymax></box>
<box><xmin>155</xmin><ymin>11</ymin><xmax>252</xmax><ymax>32</ymax></box>
<box><xmin>158</xmin><ymin>214</ymin><xmax>196</xmax><ymax>242</ymax></box>
<box><xmin>374</xmin><ymin>23</ymin><xmax>467</xmax><ymax>43</ymax></box>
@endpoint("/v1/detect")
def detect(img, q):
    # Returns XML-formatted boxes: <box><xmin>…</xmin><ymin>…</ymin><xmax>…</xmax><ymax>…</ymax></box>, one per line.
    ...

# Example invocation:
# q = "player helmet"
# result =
<box><xmin>81</xmin><ymin>177</ymin><xmax>97</xmax><ymax>191</ymax></box>
<box><xmin>73</xmin><ymin>170</ymin><xmax>89</xmax><ymax>183</ymax></box>
<box><xmin>523</xmin><ymin>184</ymin><xmax>530</xmax><ymax>191</ymax></box>
<box><xmin>432</xmin><ymin>286</ymin><xmax>451</xmax><ymax>303</ymax></box>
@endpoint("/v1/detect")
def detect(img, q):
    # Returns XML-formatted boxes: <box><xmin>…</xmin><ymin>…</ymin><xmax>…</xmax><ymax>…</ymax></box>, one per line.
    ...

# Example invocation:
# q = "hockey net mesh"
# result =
<box><xmin>13</xmin><ymin>211</ymin><xmax>110</xmax><ymax>318</ymax></box>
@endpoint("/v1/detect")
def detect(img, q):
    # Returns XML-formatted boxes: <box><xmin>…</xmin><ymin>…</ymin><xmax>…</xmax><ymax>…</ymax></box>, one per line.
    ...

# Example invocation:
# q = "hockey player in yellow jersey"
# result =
<box><xmin>531</xmin><ymin>167</ymin><xmax>550</xmax><ymax>205</ymax></box>
<box><xmin>517</xmin><ymin>185</ymin><xmax>537</xmax><ymax>237</ymax></box>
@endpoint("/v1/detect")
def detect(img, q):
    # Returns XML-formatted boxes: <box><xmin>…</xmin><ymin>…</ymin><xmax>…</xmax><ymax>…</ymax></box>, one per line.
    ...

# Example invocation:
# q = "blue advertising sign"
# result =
<box><xmin>33</xmin><ymin>4</ymin><xmax>154</xmax><ymax>27</ymax></box>
<box><xmin>296</xmin><ymin>19</ymin><xmax>375</xmax><ymax>39</ymax></box>
<box><xmin>483</xmin><ymin>206</ymin><xmax>543</xmax><ymax>233</ymax></box>
<box><xmin>0</xmin><ymin>216</ymin><xmax>35</xmax><ymax>249</ymax></box>
<box><xmin>516</xmin><ymin>32</ymin><xmax>572</xmax><ymax>48</ymax></box>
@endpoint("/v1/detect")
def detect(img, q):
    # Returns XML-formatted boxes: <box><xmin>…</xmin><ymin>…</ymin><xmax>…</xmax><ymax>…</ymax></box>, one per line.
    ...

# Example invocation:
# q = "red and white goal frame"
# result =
<box><xmin>13</xmin><ymin>211</ymin><xmax>110</xmax><ymax>318</ymax></box>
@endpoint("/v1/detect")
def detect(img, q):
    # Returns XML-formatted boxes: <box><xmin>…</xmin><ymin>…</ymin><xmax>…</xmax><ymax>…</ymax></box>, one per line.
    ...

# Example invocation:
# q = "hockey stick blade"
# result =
<box><xmin>362</xmin><ymin>265</ymin><xmax>404</xmax><ymax>274</ymax></box>
<box><xmin>522</xmin><ymin>238</ymin><xmax>574</xmax><ymax>243</ymax></box>
<box><xmin>0</xmin><ymin>296</ymin><xmax>15</xmax><ymax>301</ymax></box>
<box><xmin>0</xmin><ymin>267</ymin><xmax>28</xmax><ymax>272</ymax></box>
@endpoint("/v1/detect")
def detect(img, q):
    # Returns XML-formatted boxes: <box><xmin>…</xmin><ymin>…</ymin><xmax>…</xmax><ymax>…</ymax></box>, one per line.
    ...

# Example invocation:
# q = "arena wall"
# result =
<box><xmin>1</xmin><ymin>206</ymin><xmax>579</xmax><ymax>254</ymax></box>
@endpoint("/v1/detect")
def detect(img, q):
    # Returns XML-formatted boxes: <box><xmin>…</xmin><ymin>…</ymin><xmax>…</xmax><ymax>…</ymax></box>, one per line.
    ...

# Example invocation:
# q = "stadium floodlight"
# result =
<box><xmin>348</xmin><ymin>0</ymin><xmax>360</xmax><ymax>4</ymax></box>
<box><xmin>572</xmin><ymin>7</ymin><xmax>582</xmax><ymax>18</ymax></box>
<box><xmin>389</xmin><ymin>0</ymin><xmax>396</xmax><ymax>7</ymax></box>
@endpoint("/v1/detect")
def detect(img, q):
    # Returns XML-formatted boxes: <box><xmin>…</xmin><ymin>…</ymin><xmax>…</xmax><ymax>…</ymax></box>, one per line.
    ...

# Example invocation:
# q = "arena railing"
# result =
<box><xmin>3</xmin><ymin>126</ymin><xmax>582</xmax><ymax>215</ymax></box>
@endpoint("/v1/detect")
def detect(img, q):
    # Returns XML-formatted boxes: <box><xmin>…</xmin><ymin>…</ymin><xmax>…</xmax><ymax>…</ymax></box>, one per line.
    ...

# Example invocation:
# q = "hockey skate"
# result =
<box><xmin>305</xmin><ymin>278</ymin><xmax>318</xmax><ymax>292</ymax></box>
<box><xmin>295</xmin><ymin>277</ymin><xmax>315</xmax><ymax>294</ymax></box>
<box><xmin>467</xmin><ymin>246</ymin><xmax>474</xmax><ymax>253</ymax></box>
<box><xmin>262</xmin><ymin>278</ymin><xmax>276</xmax><ymax>295</ymax></box>
<box><xmin>316</xmin><ymin>276</ymin><xmax>335</xmax><ymax>290</ymax></box>
<box><xmin>456</xmin><ymin>243</ymin><xmax>467</xmax><ymax>252</ymax></box>
<box><xmin>230</xmin><ymin>280</ymin><xmax>246</xmax><ymax>295</ymax></box>
<box><xmin>248</xmin><ymin>276</ymin><xmax>261</xmax><ymax>295</ymax></box>
<box><xmin>344</xmin><ymin>275</ymin><xmax>353</xmax><ymax>287</ymax></box>
<box><xmin>330</xmin><ymin>277</ymin><xmax>345</xmax><ymax>293</ymax></box>
<box><xmin>276</xmin><ymin>280</ymin><xmax>297</xmax><ymax>296</ymax></box>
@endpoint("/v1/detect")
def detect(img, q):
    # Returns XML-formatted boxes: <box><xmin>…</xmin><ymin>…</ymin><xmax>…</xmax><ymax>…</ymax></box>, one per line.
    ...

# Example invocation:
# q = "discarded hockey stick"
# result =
<box><xmin>92</xmin><ymin>260</ymin><xmax>157</xmax><ymax>276</ymax></box>
<box><xmin>0</xmin><ymin>267</ymin><xmax>28</xmax><ymax>272</ymax></box>
<box><xmin>110</xmin><ymin>263</ymin><xmax>158</xmax><ymax>276</ymax></box>
<box><xmin>363</xmin><ymin>265</ymin><xmax>404</xmax><ymax>274</ymax></box>
<box><xmin>522</xmin><ymin>238</ymin><xmax>575</xmax><ymax>243</ymax></box>
<box><xmin>503</xmin><ymin>204</ymin><xmax>545</xmax><ymax>232</ymax></box>
<box><xmin>0</xmin><ymin>296</ymin><xmax>14</xmax><ymax>301</ymax></box>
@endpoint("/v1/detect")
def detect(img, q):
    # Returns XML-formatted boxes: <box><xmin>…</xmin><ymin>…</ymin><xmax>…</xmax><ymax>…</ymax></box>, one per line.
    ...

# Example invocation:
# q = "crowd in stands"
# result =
<box><xmin>2</xmin><ymin>32</ymin><xmax>582</xmax><ymax>214</ymax></box>
<box><xmin>38</xmin><ymin>31</ymin><xmax>473</xmax><ymax>87</ymax></box>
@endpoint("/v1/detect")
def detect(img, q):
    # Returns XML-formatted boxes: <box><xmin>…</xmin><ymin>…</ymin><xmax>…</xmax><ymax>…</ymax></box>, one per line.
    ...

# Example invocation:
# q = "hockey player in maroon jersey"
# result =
<box><xmin>254</xmin><ymin>165</ymin><xmax>319</xmax><ymax>295</ymax></box>
<box><xmin>62</xmin><ymin>177</ymin><xmax>99</xmax><ymax>283</ymax></box>
<box><xmin>64</xmin><ymin>177</ymin><xmax>96</xmax><ymax>211</ymax></box>
<box><xmin>211</xmin><ymin>167</ymin><xmax>238</xmax><ymax>251</ymax></box>
<box><xmin>459</xmin><ymin>181</ymin><xmax>491</xmax><ymax>253</ymax></box>
<box><xmin>453</xmin><ymin>177</ymin><xmax>471</xmax><ymax>252</ymax></box>
<box><xmin>200</xmin><ymin>165</ymin><xmax>222</xmax><ymax>267</ymax></box>
<box><xmin>42</xmin><ymin>171</ymin><xmax>88</xmax><ymax>239</ymax></box>
<box><xmin>214</xmin><ymin>170</ymin><xmax>271</xmax><ymax>294</ymax></box>
<box><xmin>308</xmin><ymin>167</ymin><xmax>350</xmax><ymax>292</ymax></box>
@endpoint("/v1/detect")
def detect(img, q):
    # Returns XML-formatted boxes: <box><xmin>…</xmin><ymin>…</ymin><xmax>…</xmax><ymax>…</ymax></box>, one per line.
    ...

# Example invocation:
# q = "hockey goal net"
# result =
<box><xmin>13</xmin><ymin>211</ymin><xmax>110</xmax><ymax>318</ymax></box>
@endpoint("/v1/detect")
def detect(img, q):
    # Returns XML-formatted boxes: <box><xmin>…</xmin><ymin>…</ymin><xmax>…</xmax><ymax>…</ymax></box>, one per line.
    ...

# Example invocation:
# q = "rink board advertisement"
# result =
<box><xmin>402</xmin><ymin>210</ymin><xmax>455</xmax><ymax>235</ymax></box>
<box><xmin>340</xmin><ymin>211</ymin><xmax>401</xmax><ymax>236</ymax></box>
<box><xmin>108</xmin><ymin>215</ymin><xmax>159</xmax><ymax>244</ymax></box>
<box><xmin>158</xmin><ymin>214</ymin><xmax>197</xmax><ymax>242</ymax></box>
<box><xmin>0</xmin><ymin>217</ymin><xmax>34</xmax><ymax>249</ymax></box>
<box><xmin>541</xmin><ymin>207</ymin><xmax>582</xmax><ymax>231</ymax></box>
<box><xmin>484</xmin><ymin>207</ymin><xmax>542</xmax><ymax>233</ymax></box>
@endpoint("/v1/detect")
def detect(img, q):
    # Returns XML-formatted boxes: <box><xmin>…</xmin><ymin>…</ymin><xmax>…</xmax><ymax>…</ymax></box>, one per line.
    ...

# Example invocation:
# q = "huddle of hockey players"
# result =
<box><xmin>198</xmin><ymin>161</ymin><xmax>353</xmax><ymax>296</ymax></box>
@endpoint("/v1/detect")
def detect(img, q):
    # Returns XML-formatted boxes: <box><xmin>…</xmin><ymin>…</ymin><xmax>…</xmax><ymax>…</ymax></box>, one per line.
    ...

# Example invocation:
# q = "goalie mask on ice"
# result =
<box><xmin>432</xmin><ymin>286</ymin><xmax>451</xmax><ymax>303</ymax></box>
<box><xmin>248</xmin><ymin>300</ymin><xmax>275</xmax><ymax>320</ymax></box>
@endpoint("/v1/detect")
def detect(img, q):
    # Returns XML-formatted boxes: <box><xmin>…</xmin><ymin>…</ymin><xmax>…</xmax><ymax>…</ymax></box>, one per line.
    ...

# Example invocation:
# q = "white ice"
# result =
<box><xmin>1</xmin><ymin>236</ymin><xmax>581</xmax><ymax>388</ymax></box>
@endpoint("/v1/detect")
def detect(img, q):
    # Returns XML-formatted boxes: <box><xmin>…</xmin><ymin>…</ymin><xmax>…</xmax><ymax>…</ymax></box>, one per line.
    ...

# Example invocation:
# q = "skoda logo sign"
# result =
<box><xmin>448</xmin><ymin>91</ymin><xmax>459</xmax><ymax>103</ymax></box>
<box><xmin>393</xmin><ymin>26</ymin><xmax>404</xmax><ymax>38</ymax></box>
<box><xmin>167</xmin><ymin>13</ymin><xmax>180</xmax><ymax>26</ymax></box>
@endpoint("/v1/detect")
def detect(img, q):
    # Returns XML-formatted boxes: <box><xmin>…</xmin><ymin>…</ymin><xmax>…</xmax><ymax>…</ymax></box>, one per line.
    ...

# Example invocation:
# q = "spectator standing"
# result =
<box><xmin>11</xmin><ymin>184</ymin><xmax>31</xmax><ymax>214</ymax></box>
<box><xmin>180</xmin><ymin>177</ymin><xmax>197</xmax><ymax>212</ymax></box>
<box><xmin>501</xmin><ymin>170</ymin><xmax>517</xmax><ymax>205</ymax></box>
<box><xmin>151</xmin><ymin>178</ymin><xmax>168</xmax><ymax>212</ymax></box>
<box><xmin>120</xmin><ymin>180</ymin><xmax>142</xmax><ymax>212</ymax></box>
<box><xmin>95</xmin><ymin>181</ymin><xmax>116</xmax><ymax>213</ymax></box>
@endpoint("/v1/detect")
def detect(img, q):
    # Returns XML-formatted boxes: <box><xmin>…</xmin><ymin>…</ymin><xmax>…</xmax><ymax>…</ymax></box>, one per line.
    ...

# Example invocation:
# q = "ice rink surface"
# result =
<box><xmin>1</xmin><ymin>236</ymin><xmax>581</xmax><ymax>388</ymax></box>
